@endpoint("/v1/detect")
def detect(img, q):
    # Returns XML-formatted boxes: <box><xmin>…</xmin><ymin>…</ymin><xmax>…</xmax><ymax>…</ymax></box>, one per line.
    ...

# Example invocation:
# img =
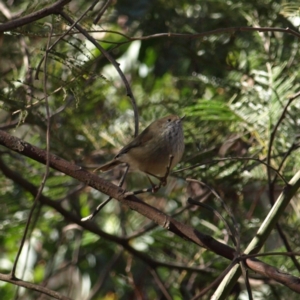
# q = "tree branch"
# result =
<box><xmin>0</xmin><ymin>273</ymin><xmax>71</xmax><ymax>300</ymax></box>
<box><xmin>0</xmin><ymin>0</ymin><xmax>71</xmax><ymax>33</ymax></box>
<box><xmin>1</xmin><ymin>130</ymin><xmax>300</xmax><ymax>293</ymax></box>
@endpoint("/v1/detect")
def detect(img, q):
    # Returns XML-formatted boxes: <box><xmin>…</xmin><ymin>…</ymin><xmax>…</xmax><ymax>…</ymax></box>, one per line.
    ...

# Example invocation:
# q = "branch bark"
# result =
<box><xmin>0</xmin><ymin>0</ymin><xmax>71</xmax><ymax>32</ymax></box>
<box><xmin>0</xmin><ymin>129</ymin><xmax>300</xmax><ymax>294</ymax></box>
<box><xmin>0</xmin><ymin>273</ymin><xmax>71</xmax><ymax>300</ymax></box>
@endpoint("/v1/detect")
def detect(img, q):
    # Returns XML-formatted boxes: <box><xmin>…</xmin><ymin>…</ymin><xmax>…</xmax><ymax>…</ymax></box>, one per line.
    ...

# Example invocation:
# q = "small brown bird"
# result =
<box><xmin>97</xmin><ymin>115</ymin><xmax>185</xmax><ymax>181</ymax></box>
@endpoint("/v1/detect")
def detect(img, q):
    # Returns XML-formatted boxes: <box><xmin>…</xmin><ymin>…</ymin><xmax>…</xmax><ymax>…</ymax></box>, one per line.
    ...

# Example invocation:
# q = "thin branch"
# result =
<box><xmin>81</xmin><ymin>165</ymin><xmax>129</xmax><ymax>221</ymax></box>
<box><xmin>175</xmin><ymin>156</ymin><xmax>288</xmax><ymax>185</ymax></box>
<box><xmin>188</xmin><ymin>197</ymin><xmax>237</xmax><ymax>247</ymax></box>
<box><xmin>78</xmin><ymin>26</ymin><xmax>300</xmax><ymax>43</ymax></box>
<box><xmin>59</xmin><ymin>11</ymin><xmax>139</xmax><ymax>137</ymax></box>
<box><xmin>8</xmin><ymin>26</ymin><xmax>300</xmax><ymax>42</ymax></box>
<box><xmin>35</xmin><ymin>0</ymin><xmax>100</xmax><ymax>80</ymax></box>
<box><xmin>214</xmin><ymin>171</ymin><xmax>300</xmax><ymax>298</ymax></box>
<box><xmin>11</xmin><ymin>23</ymin><xmax>53</xmax><ymax>278</ymax></box>
<box><xmin>86</xmin><ymin>250</ymin><xmax>123</xmax><ymax>300</ymax></box>
<box><xmin>266</xmin><ymin>91</ymin><xmax>300</xmax><ymax>272</ymax></box>
<box><xmin>240</xmin><ymin>264</ymin><xmax>253</xmax><ymax>300</ymax></box>
<box><xmin>0</xmin><ymin>273</ymin><xmax>71</xmax><ymax>300</ymax></box>
<box><xmin>149</xmin><ymin>268</ymin><xmax>172</xmax><ymax>300</ymax></box>
<box><xmin>93</xmin><ymin>0</ymin><xmax>114</xmax><ymax>24</ymax></box>
<box><xmin>0</xmin><ymin>0</ymin><xmax>71</xmax><ymax>32</ymax></box>
<box><xmin>267</xmin><ymin>92</ymin><xmax>300</xmax><ymax>204</ymax></box>
<box><xmin>191</xmin><ymin>260</ymin><xmax>238</xmax><ymax>300</ymax></box>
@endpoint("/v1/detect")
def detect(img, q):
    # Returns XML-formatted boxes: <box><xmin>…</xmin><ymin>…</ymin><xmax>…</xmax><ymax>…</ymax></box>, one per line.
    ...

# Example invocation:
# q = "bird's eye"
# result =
<box><xmin>167</xmin><ymin>118</ymin><xmax>171</xmax><ymax>122</ymax></box>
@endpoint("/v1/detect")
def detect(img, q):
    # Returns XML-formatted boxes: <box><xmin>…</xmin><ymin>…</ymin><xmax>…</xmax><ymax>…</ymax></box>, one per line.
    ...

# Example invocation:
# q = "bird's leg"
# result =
<box><xmin>146</xmin><ymin>175</ymin><xmax>160</xmax><ymax>193</ymax></box>
<box><xmin>124</xmin><ymin>155</ymin><xmax>175</xmax><ymax>196</ymax></box>
<box><xmin>161</xmin><ymin>154</ymin><xmax>174</xmax><ymax>186</ymax></box>
<box><xmin>145</xmin><ymin>155</ymin><xmax>174</xmax><ymax>192</ymax></box>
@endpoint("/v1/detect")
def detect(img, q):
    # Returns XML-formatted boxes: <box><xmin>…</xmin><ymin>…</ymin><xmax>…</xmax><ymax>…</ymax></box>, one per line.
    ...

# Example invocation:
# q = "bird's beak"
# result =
<box><xmin>180</xmin><ymin>115</ymin><xmax>185</xmax><ymax>121</ymax></box>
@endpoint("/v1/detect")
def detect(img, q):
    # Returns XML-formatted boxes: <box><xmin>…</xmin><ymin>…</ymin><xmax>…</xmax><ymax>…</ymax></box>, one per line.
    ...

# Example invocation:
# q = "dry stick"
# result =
<box><xmin>210</xmin><ymin>172</ymin><xmax>252</xmax><ymax>300</ymax></box>
<box><xmin>0</xmin><ymin>0</ymin><xmax>71</xmax><ymax>32</ymax></box>
<box><xmin>86</xmin><ymin>250</ymin><xmax>123</xmax><ymax>300</ymax></box>
<box><xmin>28</xmin><ymin>26</ymin><xmax>300</xmax><ymax>44</ymax></box>
<box><xmin>149</xmin><ymin>268</ymin><xmax>172</xmax><ymax>300</ymax></box>
<box><xmin>4</xmin><ymin>8</ymin><xmax>300</xmax><ymax>46</ymax></box>
<box><xmin>81</xmin><ymin>165</ymin><xmax>129</xmax><ymax>221</ymax></box>
<box><xmin>176</xmin><ymin>156</ymin><xmax>288</xmax><ymax>185</ymax></box>
<box><xmin>241</xmin><ymin>251</ymin><xmax>300</xmax><ymax>260</ymax></box>
<box><xmin>11</xmin><ymin>24</ymin><xmax>53</xmax><ymax>279</ymax></box>
<box><xmin>187</xmin><ymin>179</ymin><xmax>240</xmax><ymax>248</ymax></box>
<box><xmin>35</xmin><ymin>0</ymin><xmax>100</xmax><ymax>80</ymax></box>
<box><xmin>191</xmin><ymin>260</ymin><xmax>239</xmax><ymax>300</ymax></box>
<box><xmin>267</xmin><ymin>92</ymin><xmax>300</xmax><ymax>204</ymax></box>
<box><xmin>59</xmin><ymin>11</ymin><xmax>139</xmax><ymax>138</ymax></box>
<box><xmin>266</xmin><ymin>92</ymin><xmax>300</xmax><ymax>272</ymax></box>
<box><xmin>0</xmin><ymin>273</ymin><xmax>71</xmax><ymax>300</ymax></box>
<box><xmin>70</xmin><ymin>26</ymin><xmax>300</xmax><ymax>44</ymax></box>
<box><xmin>125</xmin><ymin>198</ymin><xmax>206</xmax><ymax>240</ymax></box>
<box><xmin>129</xmin><ymin>26</ymin><xmax>300</xmax><ymax>41</ymax></box>
<box><xmin>241</xmin><ymin>266</ymin><xmax>253</xmax><ymax>300</ymax></box>
<box><xmin>188</xmin><ymin>198</ymin><xmax>237</xmax><ymax>247</ymax></box>
<box><xmin>93</xmin><ymin>0</ymin><xmax>114</xmax><ymax>24</ymax></box>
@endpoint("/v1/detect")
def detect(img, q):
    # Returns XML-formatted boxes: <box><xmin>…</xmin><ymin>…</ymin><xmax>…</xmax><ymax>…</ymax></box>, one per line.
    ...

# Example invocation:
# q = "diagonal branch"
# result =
<box><xmin>0</xmin><ymin>0</ymin><xmax>71</xmax><ymax>33</ymax></box>
<box><xmin>0</xmin><ymin>129</ymin><xmax>233</xmax><ymax>257</ymax></box>
<box><xmin>0</xmin><ymin>273</ymin><xmax>71</xmax><ymax>300</ymax></box>
<box><xmin>1</xmin><ymin>130</ymin><xmax>300</xmax><ymax>294</ymax></box>
<box><xmin>59</xmin><ymin>11</ymin><xmax>139</xmax><ymax>137</ymax></box>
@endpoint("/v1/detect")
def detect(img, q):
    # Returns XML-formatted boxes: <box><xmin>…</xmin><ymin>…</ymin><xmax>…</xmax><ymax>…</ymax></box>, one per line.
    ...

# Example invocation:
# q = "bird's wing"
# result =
<box><xmin>116</xmin><ymin>126</ymin><xmax>154</xmax><ymax>157</ymax></box>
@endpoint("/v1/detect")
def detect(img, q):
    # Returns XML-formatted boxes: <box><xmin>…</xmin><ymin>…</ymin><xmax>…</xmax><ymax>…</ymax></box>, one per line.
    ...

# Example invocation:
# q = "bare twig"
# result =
<box><xmin>187</xmin><ymin>179</ymin><xmax>240</xmax><ymax>247</ymax></box>
<box><xmin>0</xmin><ymin>273</ymin><xmax>71</xmax><ymax>300</ymax></box>
<box><xmin>81</xmin><ymin>165</ymin><xmax>129</xmax><ymax>221</ymax></box>
<box><xmin>59</xmin><ymin>11</ymin><xmax>139</xmax><ymax>137</ymax></box>
<box><xmin>35</xmin><ymin>0</ymin><xmax>100</xmax><ymax>80</ymax></box>
<box><xmin>191</xmin><ymin>260</ymin><xmax>238</xmax><ymax>300</ymax></box>
<box><xmin>267</xmin><ymin>91</ymin><xmax>300</xmax><ymax>204</ymax></box>
<box><xmin>0</xmin><ymin>0</ymin><xmax>71</xmax><ymax>33</ymax></box>
<box><xmin>80</xmin><ymin>26</ymin><xmax>300</xmax><ymax>43</ymax></box>
<box><xmin>188</xmin><ymin>197</ymin><xmax>237</xmax><ymax>247</ymax></box>
<box><xmin>176</xmin><ymin>156</ymin><xmax>288</xmax><ymax>185</ymax></box>
<box><xmin>149</xmin><ymin>268</ymin><xmax>172</xmax><ymax>300</ymax></box>
<box><xmin>86</xmin><ymin>250</ymin><xmax>123</xmax><ymax>300</ymax></box>
<box><xmin>266</xmin><ymin>91</ymin><xmax>300</xmax><ymax>272</ymax></box>
<box><xmin>11</xmin><ymin>23</ymin><xmax>53</xmax><ymax>278</ymax></box>
<box><xmin>93</xmin><ymin>0</ymin><xmax>114</xmax><ymax>24</ymax></box>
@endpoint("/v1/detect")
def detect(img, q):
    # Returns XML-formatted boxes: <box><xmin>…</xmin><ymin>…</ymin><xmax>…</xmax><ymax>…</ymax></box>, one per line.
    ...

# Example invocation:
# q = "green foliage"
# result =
<box><xmin>0</xmin><ymin>0</ymin><xmax>300</xmax><ymax>299</ymax></box>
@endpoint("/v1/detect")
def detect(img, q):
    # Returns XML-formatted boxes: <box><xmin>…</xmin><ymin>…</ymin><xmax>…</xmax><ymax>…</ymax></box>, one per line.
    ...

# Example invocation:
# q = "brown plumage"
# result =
<box><xmin>98</xmin><ymin>115</ymin><xmax>184</xmax><ymax>178</ymax></box>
